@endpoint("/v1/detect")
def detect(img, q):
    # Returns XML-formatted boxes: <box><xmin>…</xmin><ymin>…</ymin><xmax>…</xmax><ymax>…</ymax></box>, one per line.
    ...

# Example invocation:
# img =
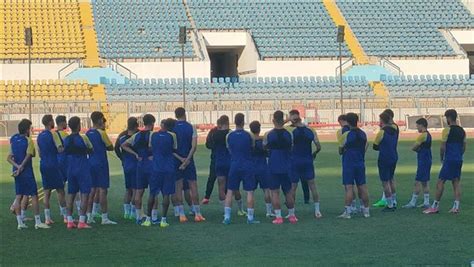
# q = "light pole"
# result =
<box><xmin>337</xmin><ymin>25</ymin><xmax>345</xmax><ymax>114</ymax></box>
<box><xmin>179</xmin><ymin>26</ymin><xmax>187</xmax><ymax>109</ymax></box>
<box><xmin>25</xmin><ymin>27</ymin><xmax>33</xmax><ymax>120</ymax></box>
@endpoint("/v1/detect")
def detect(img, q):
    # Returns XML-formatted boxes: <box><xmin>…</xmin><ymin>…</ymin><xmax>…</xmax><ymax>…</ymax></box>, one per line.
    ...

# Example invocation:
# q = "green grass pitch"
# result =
<box><xmin>1</xmin><ymin>140</ymin><xmax>473</xmax><ymax>266</ymax></box>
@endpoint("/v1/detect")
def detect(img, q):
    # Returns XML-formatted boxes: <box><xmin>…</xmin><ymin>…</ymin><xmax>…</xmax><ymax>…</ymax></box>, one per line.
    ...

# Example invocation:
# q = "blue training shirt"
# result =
<box><xmin>150</xmin><ymin>130</ymin><xmax>177</xmax><ymax>173</ymax></box>
<box><xmin>263</xmin><ymin>128</ymin><xmax>292</xmax><ymax>174</ymax></box>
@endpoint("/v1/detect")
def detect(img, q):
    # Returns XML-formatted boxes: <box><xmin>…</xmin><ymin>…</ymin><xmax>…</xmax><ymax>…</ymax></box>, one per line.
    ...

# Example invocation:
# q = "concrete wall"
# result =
<box><xmin>256</xmin><ymin>59</ymin><xmax>342</xmax><ymax>77</ymax></box>
<box><xmin>450</xmin><ymin>29</ymin><xmax>474</xmax><ymax>44</ymax></box>
<box><xmin>237</xmin><ymin>32</ymin><xmax>259</xmax><ymax>77</ymax></box>
<box><xmin>1</xmin><ymin>63</ymin><xmax>70</xmax><ymax>80</ymax></box>
<box><xmin>391</xmin><ymin>58</ymin><xmax>470</xmax><ymax>76</ymax></box>
<box><xmin>202</xmin><ymin>31</ymin><xmax>247</xmax><ymax>47</ymax></box>
<box><xmin>121</xmin><ymin>61</ymin><xmax>210</xmax><ymax>78</ymax></box>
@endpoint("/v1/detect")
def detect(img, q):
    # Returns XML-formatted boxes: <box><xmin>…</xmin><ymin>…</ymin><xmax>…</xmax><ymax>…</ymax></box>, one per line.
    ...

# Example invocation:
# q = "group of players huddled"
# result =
<box><xmin>7</xmin><ymin>107</ymin><xmax>466</xmax><ymax>230</ymax></box>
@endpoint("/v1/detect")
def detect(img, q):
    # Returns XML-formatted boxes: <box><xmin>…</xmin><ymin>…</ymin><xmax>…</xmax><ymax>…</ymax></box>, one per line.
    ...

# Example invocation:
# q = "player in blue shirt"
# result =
<box><xmin>338</xmin><ymin>113</ymin><xmax>370</xmax><ymax>219</ymax></box>
<box><xmin>373</xmin><ymin>112</ymin><xmax>399</xmax><ymax>212</ymax></box>
<box><xmin>142</xmin><ymin>118</ymin><xmax>179</xmax><ymax>228</ymax></box>
<box><xmin>424</xmin><ymin>109</ymin><xmax>466</xmax><ymax>214</ymax></box>
<box><xmin>337</xmin><ymin>114</ymin><xmax>360</xmax><ymax>213</ymax></box>
<box><xmin>122</xmin><ymin>114</ymin><xmax>155</xmax><ymax>224</ymax></box>
<box><xmin>85</xmin><ymin>111</ymin><xmax>116</xmax><ymax>225</ymax></box>
<box><xmin>172</xmin><ymin>107</ymin><xmax>205</xmax><ymax>222</ymax></box>
<box><xmin>249</xmin><ymin>121</ymin><xmax>273</xmax><ymax>217</ymax></box>
<box><xmin>114</xmin><ymin>117</ymin><xmax>139</xmax><ymax>220</ymax></box>
<box><xmin>63</xmin><ymin>116</ymin><xmax>94</xmax><ymax>229</ymax></box>
<box><xmin>286</xmin><ymin>110</ymin><xmax>322</xmax><ymax>220</ymax></box>
<box><xmin>37</xmin><ymin>114</ymin><xmax>67</xmax><ymax>225</ymax></box>
<box><xmin>403</xmin><ymin>118</ymin><xmax>432</xmax><ymax>209</ymax></box>
<box><xmin>223</xmin><ymin>113</ymin><xmax>259</xmax><ymax>224</ymax></box>
<box><xmin>264</xmin><ymin>110</ymin><xmax>294</xmax><ymax>225</ymax></box>
<box><xmin>373</xmin><ymin>109</ymin><xmax>400</xmax><ymax>208</ymax></box>
<box><xmin>7</xmin><ymin>119</ymin><xmax>50</xmax><ymax>230</ymax></box>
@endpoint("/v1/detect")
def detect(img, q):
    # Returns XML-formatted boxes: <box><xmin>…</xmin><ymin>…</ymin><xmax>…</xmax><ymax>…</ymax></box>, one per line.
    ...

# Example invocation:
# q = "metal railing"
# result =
<box><xmin>335</xmin><ymin>58</ymin><xmax>353</xmax><ymax>77</ymax></box>
<box><xmin>57</xmin><ymin>60</ymin><xmax>81</xmax><ymax>79</ymax></box>
<box><xmin>108</xmin><ymin>59</ymin><xmax>138</xmax><ymax>80</ymax></box>
<box><xmin>380</xmin><ymin>57</ymin><xmax>403</xmax><ymax>76</ymax></box>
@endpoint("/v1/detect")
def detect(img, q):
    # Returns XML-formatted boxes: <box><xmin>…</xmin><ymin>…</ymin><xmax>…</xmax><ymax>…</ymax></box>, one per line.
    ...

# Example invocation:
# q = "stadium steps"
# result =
<box><xmin>65</xmin><ymin>67</ymin><xmax>126</xmax><ymax>84</ymax></box>
<box><xmin>369</xmin><ymin>81</ymin><xmax>389</xmax><ymax>100</ymax></box>
<box><xmin>79</xmin><ymin>1</ymin><xmax>101</xmax><ymax>67</ymax></box>
<box><xmin>322</xmin><ymin>0</ymin><xmax>369</xmax><ymax>65</ymax></box>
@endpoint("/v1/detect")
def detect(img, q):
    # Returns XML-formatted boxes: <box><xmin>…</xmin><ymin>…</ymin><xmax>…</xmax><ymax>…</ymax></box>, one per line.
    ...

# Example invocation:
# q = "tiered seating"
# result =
<box><xmin>0</xmin><ymin>0</ymin><xmax>86</xmax><ymax>60</ymax></box>
<box><xmin>337</xmin><ymin>0</ymin><xmax>474</xmax><ymax>57</ymax></box>
<box><xmin>104</xmin><ymin>76</ymin><xmax>371</xmax><ymax>101</ymax></box>
<box><xmin>382</xmin><ymin>74</ymin><xmax>474</xmax><ymax>97</ymax></box>
<box><xmin>0</xmin><ymin>80</ymin><xmax>93</xmax><ymax>102</ymax></box>
<box><xmin>188</xmin><ymin>0</ymin><xmax>351</xmax><ymax>58</ymax></box>
<box><xmin>92</xmin><ymin>0</ymin><xmax>194</xmax><ymax>59</ymax></box>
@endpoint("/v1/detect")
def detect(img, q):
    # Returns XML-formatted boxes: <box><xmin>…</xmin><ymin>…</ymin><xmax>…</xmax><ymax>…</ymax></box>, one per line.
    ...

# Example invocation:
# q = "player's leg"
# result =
<box><xmin>339</xmin><ymin>184</ymin><xmax>354</xmax><ymax>219</ymax></box>
<box><xmin>301</xmin><ymin>179</ymin><xmax>310</xmax><ymax>204</ymax></box>
<box><xmin>43</xmin><ymin>189</ymin><xmax>53</xmax><ymax>224</ymax></box>
<box><xmin>424</xmin><ymin>179</ymin><xmax>445</xmax><ymax>214</ymax></box>
<box><xmin>216</xmin><ymin>176</ymin><xmax>226</xmax><ymax>203</ymax></box>
<box><xmin>421</xmin><ymin>181</ymin><xmax>430</xmax><ymax>208</ymax></box>
<box><xmin>203</xmin><ymin>159</ymin><xmax>216</xmax><ymax>204</ymax></box>
<box><xmin>357</xmin><ymin>184</ymin><xmax>370</xmax><ymax>218</ymax></box>
<box><xmin>189</xmin><ymin>180</ymin><xmax>205</xmax><ymax>221</ymax></box>
<box><xmin>151</xmin><ymin>197</ymin><xmax>160</xmax><ymax>224</ymax></box>
<box><xmin>142</xmin><ymin>193</ymin><xmax>156</xmax><ymax>227</ymax></box>
<box><xmin>307</xmin><ymin>179</ymin><xmax>322</xmax><ymax>218</ymax></box>
<box><xmin>287</xmin><ymin>182</ymin><xmax>298</xmax><ymax>221</ymax></box>
<box><xmin>244</xmin><ymin>173</ymin><xmax>259</xmax><ymax>224</ymax></box>
<box><xmin>172</xmin><ymin>178</ymin><xmax>187</xmax><ymax>222</ymax></box>
<box><xmin>381</xmin><ymin>180</ymin><xmax>396</xmax><ymax>211</ymax></box>
<box><xmin>160</xmin><ymin>195</ymin><xmax>170</xmax><ymax>227</ymax></box>
<box><xmin>234</xmin><ymin>189</ymin><xmax>246</xmax><ymax>216</ymax></box>
<box><xmin>389</xmin><ymin>163</ymin><xmax>397</xmax><ymax>206</ymax></box>
<box><xmin>100</xmin><ymin>188</ymin><xmax>116</xmax><ymax>224</ymax></box>
<box><xmin>92</xmin><ymin>188</ymin><xmax>101</xmax><ymax>216</ymax></box>
<box><xmin>404</xmin><ymin>181</ymin><xmax>420</xmax><ymax>208</ymax></box>
<box><xmin>31</xmin><ymin>194</ymin><xmax>49</xmax><ymax>229</ymax></box>
<box><xmin>263</xmin><ymin>189</ymin><xmax>273</xmax><ymax>217</ymax></box>
<box><xmin>56</xmin><ymin>188</ymin><xmax>67</xmax><ymax>223</ymax></box>
<box><xmin>222</xmin><ymin>188</ymin><xmax>234</xmax><ymax>224</ymax></box>
<box><xmin>14</xmin><ymin>195</ymin><xmax>26</xmax><ymax>229</ymax></box>
<box><xmin>449</xmin><ymin>178</ymin><xmax>461</xmax><ymax>213</ymax></box>
<box><xmin>123</xmin><ymin>188</ymin><xmax>132</xmax><ymax>219</ymax></box>
<box><xmin>134</xmin><ymin>189</ymin><xmax>145</xmax><ymax>223</ymax></box>
<box><xmin>78</xmin><ymin>192</ymin><xmax>92</xmax><ymax>229</ymax></box>
<box><xmin>184</xmin><ymin>188</ymin><xmax>193</xmax><ymax>214</ymax></box>
<box><xmin>66</xmin><ymin>192</ymin><xmax>77</xmax><ymax>229</ymax></box>
<box><xmin>86</xmin><ymin>187</ymin><xmax>96</xmax><ymax>223</ymax></box>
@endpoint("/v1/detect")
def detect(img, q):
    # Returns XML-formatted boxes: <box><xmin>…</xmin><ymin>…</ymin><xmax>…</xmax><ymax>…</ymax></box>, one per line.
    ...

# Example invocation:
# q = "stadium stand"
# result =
<box><xmin>92</xmin><ymin>0</ymin><xmax>195</xmax><ymax>59</ymax></box>
<box><xmin>0</xmin><ymin>80</ymin><xmax>95</xmax><ymax>102</ymax></box>
<box><xmin>66</xmin><ymin>67</ymin><xmax>127</xmax><ymax>84</ymax></box>
<box><xmin>337</xmin><ymin>0</ymin><xmax>474</xmax><ymax>57</ymax></box>
<box><xmin>187</xmin><ymin>0</ymin><xmax>352</xmax><ymax>58</ymax></box>
<box><xmin>0</xmin><ymin>0</ymin><xmax>86</xmax><ymax>61</ymax></box>
<box><xmin>382</xmin><ymin>74</ymin><xmax>474</xmax><ymax>97</ymax></box>
<box><xmin>103</xmin><ymin>76</ymin><xmax>372</xmax><ymax>101</ymax></box>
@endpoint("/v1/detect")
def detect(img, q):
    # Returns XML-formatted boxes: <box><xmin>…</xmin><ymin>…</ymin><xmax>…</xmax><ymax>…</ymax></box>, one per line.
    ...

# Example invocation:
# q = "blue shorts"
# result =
<box><xmin>124</xmin><ymin>169</ymin><xmax>136</xmax><ymax>189</ymax></box>
<box><xmin>40</xmin><ymin>165</ymin><xmax>65</xmax><ymax>190</ymax></box>
<box><xmin>254</xmin><ymin>169</ymin><xmax>269</xmax><ymax>190</ymax></box>
<box><xmin>90</xmin><ymin>164</ymin><xmax>110</xmax><ymax>188</ymax></box>
<box><xmin>59</xmin><ymin>164</ymin><xmax>68</xmax><ymax>183</ymax></box>
<box><xmin>268</xmin><ymin>173</ymin><xmax>291</xmax><ymax>193</ymax></box>
<box><xmin>152</xmin><ymin>172</ymin><xmax>176</xmax><ymax>196</ymax></box>
<box><xmin>342</xmin><ymin>165</ymin><xmax>366</xmax><ymax>186</ymax></box>
<box><xmin>136</xmin><ymin>168</ymin><xmax>151</xmax><ymax>190</ymax></box>
<box><xmin>378</xmin><ymin>161</ymin><xmax>397</xmax><ymax>182</ymax></box>
<box><xmin>290</xmin><ymin>160</ymin><xmax>315</xmax><ymax>184</ymax></box>
<box><xmin>416</xmin><ymin>162</ymin><xmax>431</xmax><ymax>182</ymax></box>
<box><xmin>439</xmin><ymin>160</ymin><xmax>462</xmax><ymax>181</ymax></box>
<box><xmin>14</xmin><ymin>174</ymin><xmax>38</xmax><ymax>196</ymax></box>
<box><xmin>215</xmin><ymin>161</ymin><xmax>230</xmax><ymax>177</ymax></box>
<box><xmin>228</xmin><ymin>164</ymin><xmax>256</xmax><ymax>191</ymax></box>
<box><xmin>176</xmin><ymin>160</ymin><xmax>197</xmax><ymax>181</ymax></box>
<box><xmin>67</xmin><ymin>164</ymin><xmax>92</xmax><ymax>194</ymax></box>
